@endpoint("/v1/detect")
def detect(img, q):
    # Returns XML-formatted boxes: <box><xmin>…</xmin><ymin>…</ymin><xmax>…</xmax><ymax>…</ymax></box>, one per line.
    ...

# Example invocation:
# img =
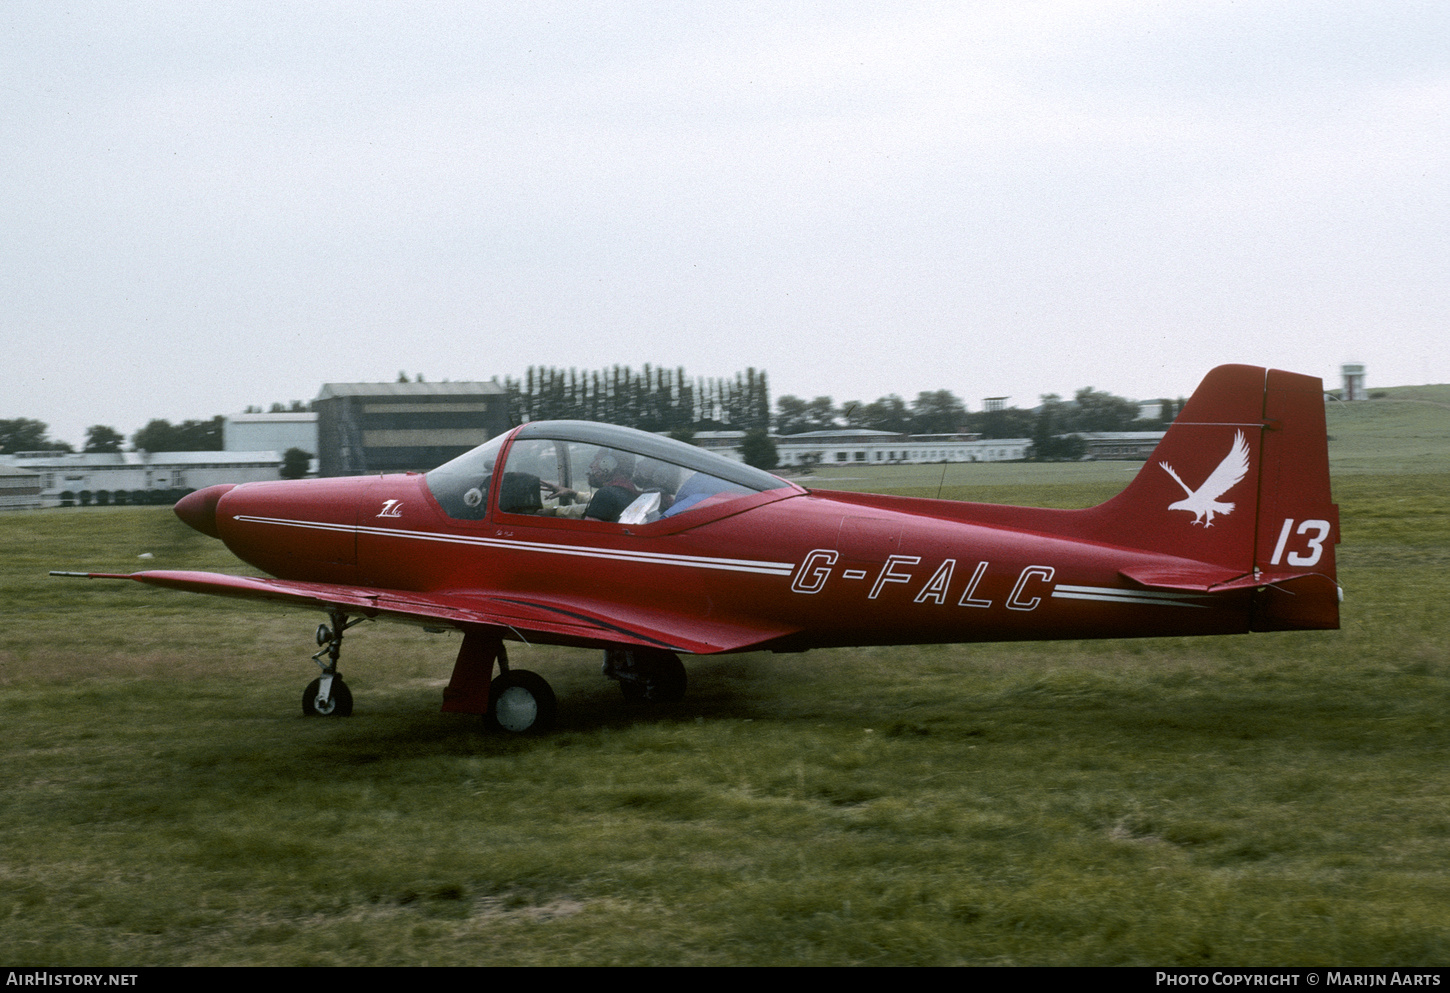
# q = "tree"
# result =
<box><xmin>84</xmin><ymin>425</ymin><xmax>125</xmax><ymax>453</ymax></box>
<box><xmin>804</xmin><ymin>396</ymin><xmax>837</xmax><ymax>432</ymax></box>
<box><xmin>774</xmin><ymin>395</ymin><xmax>811</xmax><ymax>435</ymax></box>
<box><xmin>856</xmin><ymin>395</ymin><xmax>912</xmax><ymax>434</ymax></box>
<box><xmin>1028</xmin><ymin>394</ymin><xmax>1085</xmax><ymax>461</ymax></box>
<box><xmin>132</xmin><ymin>416</ymin><xmax>224</xmax><ymax>452</ymax></box>
<box><xmin>280</xmin><ymin>448</ymin><xmax>313</xmax><ymax>479</ymax></box>
<box><xmin>0</xmin><ymin>418</ymin><xmax>72</xmax><ymax>454</ymax></box>
<box><xmin>775</xmin><ymin>395</ymin><xmax>840</xmax><ymax>434</ymax></box>
<box><xmin>1068</xmin><ymin>387</ymin><xmax>1140</xmax><ymax>432</ymax></box>
<box><xmin>970</xmin><ymin>404</ymin><xmax>1035</xmax><ymax>440</ymax></box>
<box><xmin>132</xmin><ymin>419</ymin><xmax>177</xmax><ymax>452</ymax></box>
<box><xmin>740</xmin><ymin>428</ymin><xmax>778</xmax><ymax>470</ymax></box>
<box><xmin>909</xmin><ymin>390</ymin><xmax>968</xmax><ymax>434</ymax></box>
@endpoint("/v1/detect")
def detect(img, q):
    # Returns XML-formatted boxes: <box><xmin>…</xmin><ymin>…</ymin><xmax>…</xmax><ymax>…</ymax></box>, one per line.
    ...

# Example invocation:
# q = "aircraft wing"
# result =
<box><xmin>58</xmin><ymin>570</ymin><xmax>793</xmax><ymax>656</ymax></box>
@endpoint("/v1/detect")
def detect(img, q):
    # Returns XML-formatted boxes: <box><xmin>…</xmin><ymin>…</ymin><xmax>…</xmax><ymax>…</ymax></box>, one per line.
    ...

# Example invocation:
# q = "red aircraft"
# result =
<box><xmin>58</xmin><ymin>364</ymin><xmax>1340</xmax><ymax>733</ymax></box>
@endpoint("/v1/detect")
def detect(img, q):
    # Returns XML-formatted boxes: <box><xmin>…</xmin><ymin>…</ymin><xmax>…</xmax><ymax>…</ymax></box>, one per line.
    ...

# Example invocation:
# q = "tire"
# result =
<box><xmin>486</xmin><ymin>669</ymin><xmax>557</xmax><ymax>734</ymax></box>
<box><xmin>618</xmin><ymin>651</ymin><xmax>687</xmax><ymax>703</ymax></box>
<box><xmin>303</xmin><ymin>676</ymin><xmax>354</xmax><ymax>717</ymax></box>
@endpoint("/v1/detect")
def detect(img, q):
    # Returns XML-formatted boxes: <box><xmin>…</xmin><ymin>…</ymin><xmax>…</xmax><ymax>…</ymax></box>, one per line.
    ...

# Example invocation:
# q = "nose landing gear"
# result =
<box><xmin>303</xmin><ymin>611</ymin><xmax>364</xmax><ymax>717</ymax></box>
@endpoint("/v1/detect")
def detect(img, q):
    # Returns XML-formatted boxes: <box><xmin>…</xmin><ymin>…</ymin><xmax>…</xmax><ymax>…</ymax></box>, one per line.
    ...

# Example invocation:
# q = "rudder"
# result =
<box><xmin>1251</xmin><ymin>369</ymin><xmax>1340</xmax><ymax>630</ymax></box>
<box><xmin>1088</xmin><ymin>365</ymin><xmax>1339</xmax><ymax>630</ymax></box>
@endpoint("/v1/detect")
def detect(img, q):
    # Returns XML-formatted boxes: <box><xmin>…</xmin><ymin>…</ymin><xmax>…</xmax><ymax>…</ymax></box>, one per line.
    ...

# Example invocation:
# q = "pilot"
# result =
<box><xmin>541</xmin><ymin>449</ymin><xmax>640</xmax><ymax>522</ymax></box>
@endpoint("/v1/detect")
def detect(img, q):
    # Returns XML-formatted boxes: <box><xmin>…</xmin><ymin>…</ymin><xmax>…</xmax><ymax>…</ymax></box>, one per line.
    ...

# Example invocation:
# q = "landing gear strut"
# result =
<box><xmin>303</xmin><ymin>610</ymin><xmax>362</xmax><ymax>717</ymax></box>
<box><xmin>602</xmin><ymin>647</ymin><xmax>687</xmax><ymax>702</ymax></box>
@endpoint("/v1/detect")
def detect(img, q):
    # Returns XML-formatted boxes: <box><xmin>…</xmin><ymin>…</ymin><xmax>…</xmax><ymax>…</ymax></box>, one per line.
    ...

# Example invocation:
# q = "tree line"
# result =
<box><xmin>4</xmin><ymin>369</ymin><xmax>1182</xmax><ymax>458</ymax></box>
<box><xmin>0</xmin><ymin>416</ymin><xmax>253</xmax><ymax>456</ymax></box>
<box><xmin>773</xmin><ymin>388</ymin><xmax>1181</xmax><ymax>439</ymax></box>
<box><xmin>503</xmin><ymin>365</ymin><xmax>771</xmax><ymax>433</ymax></box>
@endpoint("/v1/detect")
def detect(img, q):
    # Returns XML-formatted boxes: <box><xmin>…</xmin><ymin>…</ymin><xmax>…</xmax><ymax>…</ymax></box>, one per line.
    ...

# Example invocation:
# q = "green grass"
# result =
<box><xmin>3</xmin><ymin>399</ymin><xmax>1449</xmax><ymax>964</ymax></box>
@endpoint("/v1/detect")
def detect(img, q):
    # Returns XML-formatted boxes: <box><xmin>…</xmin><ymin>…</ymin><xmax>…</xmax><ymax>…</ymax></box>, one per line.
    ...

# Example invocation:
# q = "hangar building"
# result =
<box><xmin>224</xmin><ymin>411</ymin><xmax>319</xmax><ymax>455</ymax></box>
<box><xmin>314</xmin><ymin>381</ymin><xmax>511</xmax><ymax>477</ymax></box>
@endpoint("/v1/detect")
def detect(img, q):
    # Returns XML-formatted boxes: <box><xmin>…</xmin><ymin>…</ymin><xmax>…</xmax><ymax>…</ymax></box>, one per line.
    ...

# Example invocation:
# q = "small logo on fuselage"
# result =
<box><xmin>377</xmin><ymin>500</ymin><xmax>404</xmax><ymax>518</ymax></box>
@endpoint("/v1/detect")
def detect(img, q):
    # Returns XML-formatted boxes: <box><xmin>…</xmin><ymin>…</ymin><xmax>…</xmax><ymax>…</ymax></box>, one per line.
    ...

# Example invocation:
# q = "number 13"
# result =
<box><xmin>1269</xmin><ymin>518</ymin><xmax>1331</xmax><ymax>567</ymax></box>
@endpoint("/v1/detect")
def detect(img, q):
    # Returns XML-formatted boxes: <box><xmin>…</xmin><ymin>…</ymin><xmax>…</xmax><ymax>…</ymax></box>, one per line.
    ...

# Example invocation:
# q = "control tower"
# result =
<box><xmin>1341</xmin><ymin>363</ymin><xmax>1366</xmax><ymax>402</ymax></box>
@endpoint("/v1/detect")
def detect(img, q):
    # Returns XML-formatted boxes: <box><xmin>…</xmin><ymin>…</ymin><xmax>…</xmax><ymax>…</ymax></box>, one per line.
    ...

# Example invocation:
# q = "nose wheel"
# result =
<box><xmin>303</xmin><ymin>675</ymin><xmax>353</xmax><ymax>716</ymax></box>
<box><xmin>303</xmin><ymin>611</ymin><xmax>364</xmax><ymax>717</ymax></box>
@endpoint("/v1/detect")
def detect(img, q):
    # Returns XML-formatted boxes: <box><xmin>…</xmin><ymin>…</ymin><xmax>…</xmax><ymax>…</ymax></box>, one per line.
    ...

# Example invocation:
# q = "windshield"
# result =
<box><xmin>425</xmin><ymin>432</ymin><xmax>507</xmax><ymax>520</ymax></box>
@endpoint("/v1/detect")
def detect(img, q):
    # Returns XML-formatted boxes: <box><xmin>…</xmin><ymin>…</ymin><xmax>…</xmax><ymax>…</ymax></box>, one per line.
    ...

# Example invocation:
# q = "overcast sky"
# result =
<box><xmin>4</xmin><ymin>0</ymin><xmax>1447</xmax><ymax>448</ymax></box>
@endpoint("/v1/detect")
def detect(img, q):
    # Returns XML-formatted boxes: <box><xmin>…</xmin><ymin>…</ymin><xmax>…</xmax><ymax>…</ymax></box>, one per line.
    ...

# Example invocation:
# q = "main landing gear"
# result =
<box><xmin>303</xmin><ymin>610</ymin><xmax>363</xmax><ymax>717</ymax></box>
<box><xmin>602</xmin><ymin>647</ymin><xmax>688</xmax><ymax>703</ymax></box>
<box><xmin>297</xmin><ymin>618</ymin><xmax>684</xmax><ymax>733</ymax></box>
<box><xmin>442</xmin><ymin>632</ymin><xmax>557</xmax><ymax>735</ymax></box>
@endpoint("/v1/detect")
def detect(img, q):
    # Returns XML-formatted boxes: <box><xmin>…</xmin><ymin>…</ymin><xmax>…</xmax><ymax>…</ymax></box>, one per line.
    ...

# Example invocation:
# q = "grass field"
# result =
<box><xmin>2</xmin><ymin>394</ymin><xmax>1447</xmax><ymax>965</ymax></box>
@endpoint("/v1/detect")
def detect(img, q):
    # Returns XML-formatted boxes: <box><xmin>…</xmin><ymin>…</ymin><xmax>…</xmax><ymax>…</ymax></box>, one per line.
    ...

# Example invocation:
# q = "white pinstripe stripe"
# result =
<box><xmin>232</xmin><ymin>515</ymin><xmax>798</xmax><ymax>577</ymax></box>
<box><xmin>1051</xmin><ymin>584</ymin><xmax>1210</xmax><ymax>609</ymax></box>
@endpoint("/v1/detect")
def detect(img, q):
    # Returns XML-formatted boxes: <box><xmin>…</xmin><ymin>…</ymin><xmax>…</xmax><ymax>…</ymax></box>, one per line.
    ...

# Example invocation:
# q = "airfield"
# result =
<box><xmin>2</xmin><ymin>386</ymin><xmax>1447</xmax><ymax>966</ymax></box>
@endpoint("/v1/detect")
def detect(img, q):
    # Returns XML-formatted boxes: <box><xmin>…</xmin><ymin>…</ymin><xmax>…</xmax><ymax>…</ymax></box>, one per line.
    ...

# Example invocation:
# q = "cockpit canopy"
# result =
<box><xmin>426</xmin><ymin>421</ymin><xmax>796</xmax><ymax>524</ymax></box>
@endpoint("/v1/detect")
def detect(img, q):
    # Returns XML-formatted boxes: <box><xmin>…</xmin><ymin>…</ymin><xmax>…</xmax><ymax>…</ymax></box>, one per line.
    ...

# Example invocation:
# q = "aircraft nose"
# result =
<box><xmin>174</xmin><ymin>484</ymin><xmax>235</xmax><ymax>538</ymax></box>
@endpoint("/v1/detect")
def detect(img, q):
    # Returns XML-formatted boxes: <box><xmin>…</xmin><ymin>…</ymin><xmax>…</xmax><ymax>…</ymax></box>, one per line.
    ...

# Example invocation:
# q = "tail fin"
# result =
<box><xmin>1091</xmin><ymin>365</ymin><xmax>1340</xmax><ymax>630</ymax></box>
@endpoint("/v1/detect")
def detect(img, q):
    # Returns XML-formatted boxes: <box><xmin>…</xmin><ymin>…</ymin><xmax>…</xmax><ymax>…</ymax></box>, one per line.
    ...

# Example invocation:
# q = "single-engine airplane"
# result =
<box><xmin>56</xmin><ymin>365</ymin><xmax>1339</xmax><ymax>733</ymax></box>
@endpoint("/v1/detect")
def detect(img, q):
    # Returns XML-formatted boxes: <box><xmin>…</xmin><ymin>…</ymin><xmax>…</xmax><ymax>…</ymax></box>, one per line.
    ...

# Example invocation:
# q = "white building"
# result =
<box><xmin>676</xmin><ymin>429</ymin><xmax>1032</xmax><ymax>467</ymax></box>
<box><xmin>1076</xmin><ymin>431</ymin><xmax>1167</xmax><ymax>461</ymax></box>
<box><xmin>0</xmin><ymin>465</ymin><xmax>42</xmax><ymax>511</ymax></box>
<box><xmin>774</xmin><ymin>429</ymin><xmax>1031</xmax><ymax>467</ymax></box>
<box><xmin>0</xmin><ymin>451</ymin><xmax>286</xmax><ymax>507</ymax></box>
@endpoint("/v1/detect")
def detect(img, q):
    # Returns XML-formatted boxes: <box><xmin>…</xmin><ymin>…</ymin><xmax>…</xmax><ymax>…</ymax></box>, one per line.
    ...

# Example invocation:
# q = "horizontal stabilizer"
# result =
<box><xmin>1119</xmin><ymin>563</ymin><xmax>1247</xmax><ymax>592</ymax></box>
<box><xmin>1121</xmin><ymin>563</ymin><xmax>1339</xmax><ymax>594</ymax></box>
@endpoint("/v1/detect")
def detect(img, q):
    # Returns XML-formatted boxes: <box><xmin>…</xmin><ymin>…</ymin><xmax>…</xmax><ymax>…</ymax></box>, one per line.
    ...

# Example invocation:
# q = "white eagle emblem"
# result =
<box><xmin>1159</xmin><ymin>431</ymin><xmax>1250</xmax><ymax>526</ymax></box>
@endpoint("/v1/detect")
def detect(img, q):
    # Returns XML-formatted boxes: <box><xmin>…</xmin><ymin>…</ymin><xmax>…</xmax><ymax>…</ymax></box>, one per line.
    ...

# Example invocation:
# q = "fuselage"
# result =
<box><xmin>188</xmin><ymin>470</ymin><xmax>1254</xmax><ymax>653</ymax></box>
<box><xmin>175</xmin><ymin>374</ymin><xmax>1342</xmax><ymax>658</ymax></box>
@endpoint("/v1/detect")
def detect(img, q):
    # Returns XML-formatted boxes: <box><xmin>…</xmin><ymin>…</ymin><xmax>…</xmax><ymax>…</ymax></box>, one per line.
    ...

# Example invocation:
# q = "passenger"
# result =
<box><xmin>632</xmin><ymin>457</ymin><xmax>680</xmax><ymax>513</ymax></box>
<box><xmin>661</xmin><ymin>471</ymin><xmax>746</xmax><ymax>517</ymax></box>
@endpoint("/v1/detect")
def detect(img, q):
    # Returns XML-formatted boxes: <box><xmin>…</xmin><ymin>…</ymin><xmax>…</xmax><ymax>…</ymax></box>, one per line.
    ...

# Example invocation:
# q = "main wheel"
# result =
<box><xmin>486</xmin><ymin>669</ymin><xmax>557</xmax><ymax>734</ymax></box>
<box><xmin>618</xmin><ymin>651</ymin><xmax>687</xmax><ymax>703</ymax></box>
<box><xmin>303</xmin><ymin>676</ymin><xmax>353</xmax><ymax>717</ymax></box>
